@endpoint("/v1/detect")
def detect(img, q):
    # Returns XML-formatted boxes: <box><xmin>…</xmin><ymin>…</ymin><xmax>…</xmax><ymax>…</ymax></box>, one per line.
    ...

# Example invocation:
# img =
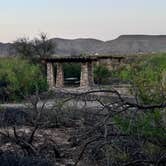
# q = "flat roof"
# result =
<box><xmin>42</xmin><ymin>55</ymin><xmax>97</xmax><ymax>63</ymax></box>
<box><xmin>42</xmin><ymin>54</ymin><xmax>125</xmax><ymax>63</ymax></box>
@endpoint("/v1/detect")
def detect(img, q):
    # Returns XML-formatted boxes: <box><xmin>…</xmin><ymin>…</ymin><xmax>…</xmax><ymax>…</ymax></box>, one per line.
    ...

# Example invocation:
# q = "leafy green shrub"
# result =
<box><xmin>114</xmin><ymin>109</ymin><xmax>166</xmax><ymax>138</ymax></box>
<box><xmin>115</xmin><ymin>53</ymin><xmax>166</xmax><ymax>104</ymax></box>
<box><xmin>0</xmin><ymin>58</ymin><xmax>47</xmax><ymax>102</ymax></box>
<box><xmin>94</xmin><ymin>64</ymin><xmax>111</xmax><ymax>84</ymax></box>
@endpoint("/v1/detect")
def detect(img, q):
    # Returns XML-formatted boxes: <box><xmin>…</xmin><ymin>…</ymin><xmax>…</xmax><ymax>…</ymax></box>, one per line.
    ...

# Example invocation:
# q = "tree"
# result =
<box><xmin>13</xmin><ymin>37</ymin><xmax>34</xmax><ymax>58</ymax></box>
<box><xmin>14</xmin><ymin>33</ymin><xmax>55</xmax><ymax>61</ymax></box>
<box><xmin>33</xmin><ymin>32</ymin><xmax>55</xmax><ymax>58</ymax></box>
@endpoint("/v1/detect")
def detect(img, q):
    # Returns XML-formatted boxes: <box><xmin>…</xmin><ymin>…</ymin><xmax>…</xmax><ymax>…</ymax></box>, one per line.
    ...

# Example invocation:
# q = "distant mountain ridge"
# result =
<box><xmin>1</xmin><ymin>35</ymin><xmax>166</xmax><ymax>57</ymax></box>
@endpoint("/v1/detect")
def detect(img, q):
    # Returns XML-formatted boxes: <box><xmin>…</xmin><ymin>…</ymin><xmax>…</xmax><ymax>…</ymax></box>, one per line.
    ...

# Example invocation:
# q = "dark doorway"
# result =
<box><xmin>63</xmin><ymin>63</ymin><xmax>81</xmax><ymax>87</ymax></box>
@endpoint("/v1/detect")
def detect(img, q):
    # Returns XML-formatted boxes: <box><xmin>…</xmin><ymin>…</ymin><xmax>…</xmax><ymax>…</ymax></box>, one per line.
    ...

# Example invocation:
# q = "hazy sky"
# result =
<box><xmin>0</xmin><ymin>0</ymin><xmax>166</xmax><ymax>42</ymax></box>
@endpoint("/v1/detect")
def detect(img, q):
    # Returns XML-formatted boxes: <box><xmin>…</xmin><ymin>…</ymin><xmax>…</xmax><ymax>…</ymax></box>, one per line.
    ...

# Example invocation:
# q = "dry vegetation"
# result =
<box><xmin>0</xmin><ymin>89</ymin><xmax>166</xmax><ymax>166</ymax></box>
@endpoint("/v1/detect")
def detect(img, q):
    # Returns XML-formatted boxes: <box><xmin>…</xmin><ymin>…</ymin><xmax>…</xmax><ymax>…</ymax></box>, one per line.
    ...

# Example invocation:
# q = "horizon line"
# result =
<box><xmin>1</xmin><ymin>33</ymin><xmax>166</xmax><ymax>44</ymax></box>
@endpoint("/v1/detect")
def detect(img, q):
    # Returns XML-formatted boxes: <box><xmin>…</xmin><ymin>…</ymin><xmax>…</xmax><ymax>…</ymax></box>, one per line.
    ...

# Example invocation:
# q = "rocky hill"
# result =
<box><xmin>1</xmin><ymin>35</ymin><xmax>166</xmax><ymax>57</ymax></box>
<box><xmin>50</xmin><ymin>38</ymin><xmax>103</xmax><ymax>55</ymax></box>
<box><xmin>96</xmin><ymin>35</ymin><xmax>166</xmax><ymax>55</ymax></box>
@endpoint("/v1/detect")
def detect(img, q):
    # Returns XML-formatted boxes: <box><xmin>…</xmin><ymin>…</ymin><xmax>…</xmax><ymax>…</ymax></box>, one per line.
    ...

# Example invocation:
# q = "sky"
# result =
<box><xmin>0</xmin><ymin>0</ymin><xmax>166</xmax><ymax>42</ymax></box>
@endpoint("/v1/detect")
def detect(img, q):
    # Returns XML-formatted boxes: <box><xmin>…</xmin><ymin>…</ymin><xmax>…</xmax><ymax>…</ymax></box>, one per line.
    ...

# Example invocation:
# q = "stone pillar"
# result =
<box><xmin>107</xmin><ymin>59</ymin><xmax>113</xmax><ymax>71</ymax></box>
<box><xmin>47</xmin><ymin>62</ymin><xmax>55</xmax><ymax>90</ymax></box>
<box><xmin>88</xmin><ymin>61</ymin><xmax>94</xmax><ymax>86</ymax></box>
<box><xmin>80</xmin><ymin>62</ymin><xmax>94</xmax><ymax>87</ymax></box>
<box><xmin>56</xmin><ymin>63</ymin><xmax>64</xmax><ymax>88</ymax></box>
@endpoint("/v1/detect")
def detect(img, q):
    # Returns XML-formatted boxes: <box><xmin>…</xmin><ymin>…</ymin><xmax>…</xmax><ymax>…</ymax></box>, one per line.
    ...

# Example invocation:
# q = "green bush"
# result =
<box><xmin>0</xmin><ymin>58</ymin><xmax>47</xmax><ymax>102</ymax></box>
<box><xmin>115</xmin><ymin>53</ymin><xmax>166</xmax><ymax>104</ymax></box>
<box><xmin>94</xmin><ymin>64</ymin><xmax>111</xmax><ymax>84</ymax></box>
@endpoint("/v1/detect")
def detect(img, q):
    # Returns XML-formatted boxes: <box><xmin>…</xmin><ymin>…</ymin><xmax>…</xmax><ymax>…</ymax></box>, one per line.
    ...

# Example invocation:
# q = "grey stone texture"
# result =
<box><xmin>80</xmin><ymin>62</ymin><xmax>94</xmax><ymax>87</ymax></box>
<box><xmin>47</xmin><ymin>63</ymin><xmax>55</xmax><ymax>90</ymax></box>
<box><xmin>56</xmin><ymin>63</ymin><xmax>64</xmax><ymax>88</ymax></box>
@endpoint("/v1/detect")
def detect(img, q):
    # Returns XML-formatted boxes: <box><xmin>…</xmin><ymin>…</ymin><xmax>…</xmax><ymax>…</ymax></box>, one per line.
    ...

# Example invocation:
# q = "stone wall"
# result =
<box><xmin>47</xmin><ymin>63</ymin><xmax>55</xmax><ymax>90</ymax></box>
<box><xmin>97</xmin><ymin>58</ymin><xmax>125</xmax><ymax>71</ymax></box>
<box><xmin>56</xmin><ymin>63</ymin><xmax>64</xmax><ymax>88</ymax></box>
<box><xmin>80</xmin><ymin>62</ymin><xmax>94</xmax><ymax>87</ymax></box>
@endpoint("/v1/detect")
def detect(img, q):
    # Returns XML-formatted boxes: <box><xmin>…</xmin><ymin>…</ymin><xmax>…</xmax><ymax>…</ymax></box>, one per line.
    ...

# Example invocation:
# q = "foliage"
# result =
<box><xmin>112</xmin><ymin>106</ymin><xmax>166</xmax><ymax>165</ymax></box>
<box><xmin>0</xmin><ymin>58</ymin><xmax>47</xmax><ymax>102</ymax></box>
<box><xmin>115</xmin><ymin>53</ymin><xmax>166</xmax><ymax>104</ymax></box>
<box><xmin>103</xmin><ymin>54</ymin><xmax>166</xmax><ymax>165</ymax></box>
<box><xmin>14</xmin><ymin>33</ymin><xmax>55</xmax><ymax>61</ymax></box>
<box><xmin>94</xmin><ymin>64</ymin><xmax>111</xmax><ymax>84</ymax></box>
<box><xmin>114</xmin><ymin>109</ymin><xmax>166</xmax><ymax>138</ymax></box>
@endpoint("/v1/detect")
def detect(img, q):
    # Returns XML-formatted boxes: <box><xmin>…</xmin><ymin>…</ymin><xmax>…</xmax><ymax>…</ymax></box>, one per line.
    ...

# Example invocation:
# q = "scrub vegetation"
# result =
<box><xmin>0</xmin><ymin>34</ymin><xmax>166</xmax><ymax>165</ymax></box>
<box><xmin>0</xmin><ymin>58</ymin><xmax>47</xmax><ymax>103</ymax></box>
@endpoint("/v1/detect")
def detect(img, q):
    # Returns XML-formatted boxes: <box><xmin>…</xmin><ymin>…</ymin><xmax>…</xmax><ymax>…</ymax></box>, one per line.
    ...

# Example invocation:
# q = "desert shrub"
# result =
<box><xmin>0</xmin><ymin>152</ymin><xmax>53</xmax><ymax>166</ymax></box>
<box><xmin>94</xmin><ymin>64</ymin><xmax>111</xmax><ymax>84</ymax></box>
<box><xmin>0</xmin><ymin>58</ymin><xmax>47</xmax><ymax>102</ymax></box>
<box><xmin>115</xmin><ymin>53</ymin><xmax>166</xmax><ymax>104</ymax></box>
<box><xmin>0</xmin><ymin>108</ymin><xmax>28</xmax><ymax>126</ymax></box>
<box><xmin>90</xmin><ymin>54</ymin><xmax>166</xmax><ymax>165</ymax></box>
<box><xmin>114</xmin><ymin>109</ymin><xmax>166</xmax><ymax>138</ymax></box>
<box><xmin>111</xmin><ymin>106</ymin><xmax>166</xmax><ymax>165</ymax></box>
